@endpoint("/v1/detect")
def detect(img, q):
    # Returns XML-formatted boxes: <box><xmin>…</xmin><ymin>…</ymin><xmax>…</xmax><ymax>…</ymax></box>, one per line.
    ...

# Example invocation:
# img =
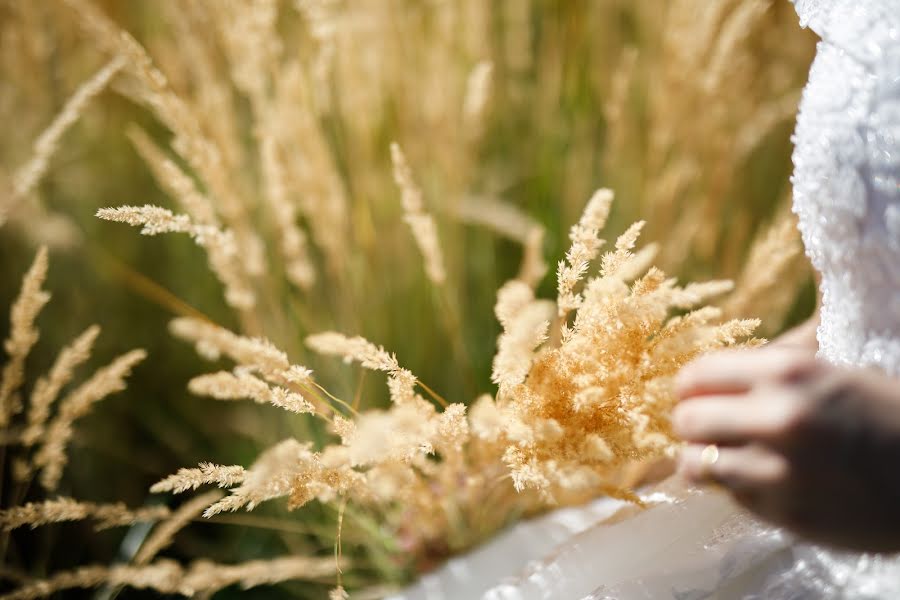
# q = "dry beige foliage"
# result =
<box><xmin>467</xmin><ymin>193</ymin><xmax>758</xmax><ymax>502</ymax></box>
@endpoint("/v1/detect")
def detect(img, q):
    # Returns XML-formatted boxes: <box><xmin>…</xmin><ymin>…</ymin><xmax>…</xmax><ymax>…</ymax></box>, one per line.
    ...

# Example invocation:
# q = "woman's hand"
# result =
<box><xmin>673</xmin><ymin>345</ymin><xmax>900</xmax><ymax>552</ymax></box>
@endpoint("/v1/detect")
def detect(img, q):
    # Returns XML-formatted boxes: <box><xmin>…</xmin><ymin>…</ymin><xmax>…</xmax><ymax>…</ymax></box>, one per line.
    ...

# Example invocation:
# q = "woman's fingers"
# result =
<box><xmin>676</xmin><ymin>347</ymin><xmax>819</xmax><ymax>400</ymax></box>
<box><xmin>672</xmin><ymin>394</ymin><xmax>794</xmax><ymax>445</ymax></box>
<box><xmin>678</xmin><ymin>443</ymin><xmax>789</xmax><ymax>491</ymax></box>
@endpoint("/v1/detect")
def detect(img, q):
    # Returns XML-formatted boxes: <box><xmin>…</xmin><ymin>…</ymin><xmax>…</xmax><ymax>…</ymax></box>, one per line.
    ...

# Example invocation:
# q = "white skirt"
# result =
<box><xmin>390</xmin><ymin>477</ymin><xmax>900</xmax><ymax>600</ymax></box>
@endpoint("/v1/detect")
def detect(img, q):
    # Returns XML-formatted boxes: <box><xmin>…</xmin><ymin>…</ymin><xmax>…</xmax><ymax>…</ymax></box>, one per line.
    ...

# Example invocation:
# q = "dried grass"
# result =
<box><xmin>0</xmin><ymin>1</ymin><xmax>814</xmax><ymax>597</ymax></box>
<box><xmin>0</xmin><ymin>556</ymin><xmax>341</xmax><ymax>600</ymax></box>
<box><xmin>12</xmin><ymin>57</ymin><xmax>124</xmax><ymax>202</ymax></box>
<box><xmin>0</xmin><ymin>247</ymin><xmax>50</xmax><ymax>427</ymax></box>
<box><xmin>149</xmin><ymin>192</ymin><xmax>759</xmax><ymax>574</ymax></box>
<box><xmin>33</xmin><ymin>348</ymin><xmax>146</xmax><ymax>491</ymax></box>
<box><xmin>0</xmin><ymin>498</ymin><xmax>169</xmax><ymax>532</ymax></box>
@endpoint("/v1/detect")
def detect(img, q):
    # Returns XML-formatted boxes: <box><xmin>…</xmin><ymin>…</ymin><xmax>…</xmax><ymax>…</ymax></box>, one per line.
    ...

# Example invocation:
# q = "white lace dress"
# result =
<box><xmin>392</xmin><ymin>1</ymin><xmax>900</xmax><ymax>598</ymax></box>
<box><xmin>791</xmin><ymin>0</ymin><xmax>900</xmax><ymax>376</ymax></box>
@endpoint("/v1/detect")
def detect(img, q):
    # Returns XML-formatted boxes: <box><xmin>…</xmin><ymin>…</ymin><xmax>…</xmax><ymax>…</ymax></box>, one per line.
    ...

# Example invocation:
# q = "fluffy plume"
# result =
<box><xmin>0</xmin><ymin>247</ymin><xmax>51</xmax><ymax>427</ymax></box>
<box><xmin>0</xmin><ymin>498</ymin><xmax>169</xmax><ymax>532</ymax></box>
<box><xmin>463</xmin><ymin>60</ymin><xmax>493</xmax><ymax>137</ymax></box>
<box><xmin>169</xmin><ymin>318</ymin><xmax>313</xmax><ymax>388</ymax></box>
<box><xmin>97</xmin><ymin>206</ymin><xmax>254</xmax><ymax>310</ymax></box>
<box><xmin>202</xmin><ymin>439</ymin><xmax>329</xmax><ymax>517</ymax></box>
<box><xmin>0</xmin><ymin>556</ymin><xmax>341</xmax><ymax>600</ymax></box>
<box><xmin>13</xmin><ymin>57</ymin><xmax>125</xmax><ymax>200</ymax></box>
<box><xmin>134</xmin><ymin>491</ymin><xmax>224</xmax><ymax>565</ymax></box>
<box><xmin>492</xmin><ymin>194</ymin><xmax>760</xmax><ymax>500</ymax></box>
<box><xmin>188</xmin><ymin>370</ymin><xmax>315</xmax><ymax>414</ymax></box>
<box><xmin>557</xmin><ymin>188</ymin><xmax>614</xmax><ymax>319</ymax></box>
<box><xmin>390</xmin><ymin>143</ymin><xmax>446</xmax><ymax>285</ymax></box>
<box><xmin>23</xmin><ymin>325</ymin><xmax>100</xmax><ymax>446</ymax></box>
<box><xmin>338</xmin><ymin>399</ymin><xmax>443</xmax><ymax>466</ymax></box>
<box><xmin>306</xmin><ymin>332</ymin><xmax>417</xmax><ymax>404</ymax></box>
<box><xmin>722</xmin><ymin>210</ymin><xmax>805</xmax><ymax>329</ymax></box>
<box><xmin>151</xmin><ymin>463</ymin><xmax>246</xmax><ymax>495</ymax></box>
<box><xmin>34</xmin><ymin>349</ymin><xmax>147</xmax><ymax>490</ymax></box>
<box><xmin>492</xmin><ymin>281</ymin><xmax>554</xmax><ymax>388</ymax></box>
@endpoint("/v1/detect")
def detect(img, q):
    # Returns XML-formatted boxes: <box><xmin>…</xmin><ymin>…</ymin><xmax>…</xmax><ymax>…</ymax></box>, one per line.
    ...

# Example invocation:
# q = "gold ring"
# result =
<box><xmin>699</xmin><ymin>444</ymin><xmax>719</xmax><ymax>478</ymax></box>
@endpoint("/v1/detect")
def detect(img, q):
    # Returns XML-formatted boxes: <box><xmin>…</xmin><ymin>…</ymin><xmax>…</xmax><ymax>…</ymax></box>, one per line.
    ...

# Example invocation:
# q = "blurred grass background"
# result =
<box><xmin>0</xmin><ymin>1</ymin><xmax>817</xmax><ymax>597</ymax></box>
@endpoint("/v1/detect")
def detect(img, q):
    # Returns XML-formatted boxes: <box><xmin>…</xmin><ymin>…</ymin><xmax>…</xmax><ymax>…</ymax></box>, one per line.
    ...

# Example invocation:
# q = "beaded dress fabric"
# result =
<box><xmin>393</xmin><ymin>2</ymin><xmax>900</xmax><ymax>598</ymax></box>
<box><xmin>791</xmin><ymin>0</ymin><xmax>900</xmax><ymax>375</ymax></box>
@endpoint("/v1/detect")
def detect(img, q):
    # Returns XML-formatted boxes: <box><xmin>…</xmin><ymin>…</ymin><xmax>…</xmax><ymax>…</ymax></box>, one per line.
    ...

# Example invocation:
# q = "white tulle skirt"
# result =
<box><xmin>389</xmin><ymin>477</ymin><xmax>900</xmax><ymax>600</ymax></box>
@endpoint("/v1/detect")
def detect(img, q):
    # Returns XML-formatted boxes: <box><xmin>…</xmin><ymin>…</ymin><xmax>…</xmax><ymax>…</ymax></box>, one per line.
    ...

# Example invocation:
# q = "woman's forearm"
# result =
<box><xmin>769</xmin><ymin>309</ymin><xmax>820</xmax><ymax>351</ymax></box>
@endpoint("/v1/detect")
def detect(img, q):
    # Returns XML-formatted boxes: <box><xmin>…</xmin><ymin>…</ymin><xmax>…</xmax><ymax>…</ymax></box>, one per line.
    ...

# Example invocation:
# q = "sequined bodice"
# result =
<box><xmin>790</xmin><ymin>0</ymin><xmax>900</xmax><ymax>376</ymax></box>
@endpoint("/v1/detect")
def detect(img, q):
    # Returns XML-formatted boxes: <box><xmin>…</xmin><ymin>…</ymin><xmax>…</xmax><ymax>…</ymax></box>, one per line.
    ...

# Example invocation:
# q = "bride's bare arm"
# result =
<box><xmin>767</xmin><ymin>310</ymin><xmax>819</xmax><ymax>351</ymax></box>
